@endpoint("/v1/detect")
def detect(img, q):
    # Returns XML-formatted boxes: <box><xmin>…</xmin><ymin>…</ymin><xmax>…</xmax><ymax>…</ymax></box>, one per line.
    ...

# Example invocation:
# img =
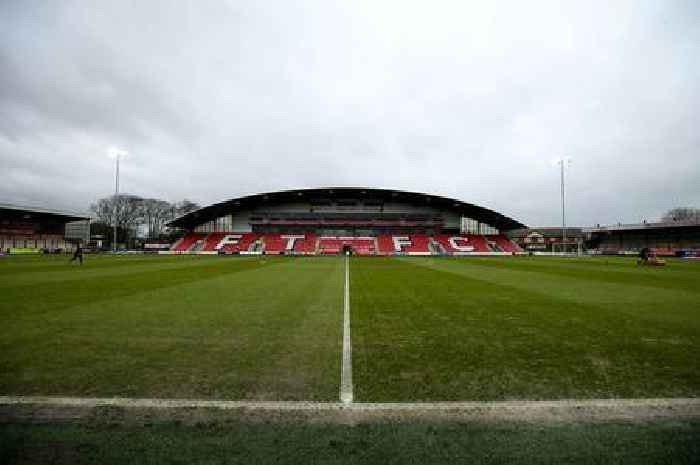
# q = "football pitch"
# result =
<box><xmin>1</xmin><ymin>254</ymin><xmax>698</xmax><ymax>402</ymax></box>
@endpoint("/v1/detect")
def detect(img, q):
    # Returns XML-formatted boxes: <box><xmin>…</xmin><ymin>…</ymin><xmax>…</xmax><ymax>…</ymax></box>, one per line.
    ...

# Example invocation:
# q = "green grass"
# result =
<box><xmin>2</xmin><ymin>419</ymin><xmax>699</xmax><ymax>464</ymax></box>
<box><xmin>0</xmin><ymin>255</ymin><xmax>343</xmax><ymax>400</ymax></box>
<box><xmin>351</xmin><ymin>256</ymin><xmax>700</xmax><ymax>401</ymax></box>
<box><xmin>1</xmin><ymin>254</ymin><xmax>699</xmax><ymax>402</ymax></box>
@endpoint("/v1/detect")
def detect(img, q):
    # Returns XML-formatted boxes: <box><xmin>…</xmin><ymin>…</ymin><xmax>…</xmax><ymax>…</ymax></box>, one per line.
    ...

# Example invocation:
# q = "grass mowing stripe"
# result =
<box><xmin>0</xmin><ymin>255</ymin><xmax>248</xmax><ymax>287</ymax></box>
<box><xmin>0</xmin><ymin>257</ymin><xmax>343</xmax><ymax>400</ymax></box>
<box><xmin>0</xmin><ymin>254</ymin><xmax>205</xmax><ymax>276</ymax></box>
<box><xmin>407</xmin><ymin>257</ymin><xmax>700</xmax><ymax>328</ymax></box>
<box><xmin>0</xmin><ymin>257</ymin><xmax>274</xmax><ymax>317</ymax></box>
<box><xmin>249</xmin><ymin>258</ymin><xmax>344</xmax><ymax>400</ymax></box>
<box><xmin>440</xmin><ymin>256</ymin><xmax>700</xmax><ymax>293</ymax></box>
<box><xmin>351</xmin><ymin>257</ymin><xmax>700</xmax><ymax>401</ymax></box>
<box><xmin>405</xmin><ymin>259</ymin><xmax>700</xmax><ymax>342</ymax></box>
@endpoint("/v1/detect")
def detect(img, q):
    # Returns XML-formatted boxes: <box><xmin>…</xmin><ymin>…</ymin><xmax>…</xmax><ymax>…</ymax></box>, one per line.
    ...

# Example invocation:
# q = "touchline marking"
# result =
<box><xmin>1</xmin><ymin>396</ymin><xmax>699</xmax><ymax>413</ymax></box>
<box><xmin>340</xmin><ymin>254</ymin><xmax>353</xmax><ymax>403</ymax></box>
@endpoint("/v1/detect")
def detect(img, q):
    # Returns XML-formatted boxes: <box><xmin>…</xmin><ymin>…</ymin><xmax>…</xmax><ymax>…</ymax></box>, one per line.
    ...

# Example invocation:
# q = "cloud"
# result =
<box><xmin>1</xmin><ymin>0</ymin><xmax>698</xmax><ymax>225</ymax></box>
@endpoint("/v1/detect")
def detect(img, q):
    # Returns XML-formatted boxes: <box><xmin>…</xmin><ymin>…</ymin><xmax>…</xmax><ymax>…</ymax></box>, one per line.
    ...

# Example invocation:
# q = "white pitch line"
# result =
<box><xmin>1</xmin><ymin>396</ymin><xmax>699</xmax><ymax>412</ymax></box>
<box><xmin>0</xmin><ymin>396</ymin><xmax>337</xmax><ymax>410</ymax></box>
<box><xmin>340</xmin><ymin>254</ymin><xmax>353</xmax><ymax>403</ymax></box>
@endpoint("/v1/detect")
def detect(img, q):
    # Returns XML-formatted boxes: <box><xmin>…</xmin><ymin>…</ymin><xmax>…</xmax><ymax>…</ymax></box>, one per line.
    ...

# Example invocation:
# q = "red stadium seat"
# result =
<box><xmin>262</xmin><ymin>233</ymin><xmax>314</xmax><ymax>254</ymax></box>
<box><xmin>485</xmin><ymin>235</ymin><xmax>522</xmax><ymax>253</ymax></box>
<box><xmin>434</xmin><ymin>234</ymin><xmax>492</xmax><ymax>253</ymax></box>
<box><xmin>261</xmin><ymin>234</ymin><xmax>285</xmax><ymax>254</ymax></box>
<box><xmin>217</xmin><ymin>233</ymin><xmax>259</xmax><ymax>253</ymax></box>
<box><xmin>466</xmin><ymin>235</ymin><xmax>492</xmax><ymax>252</ymax></box>
<box><xmin>403</xmin><ymin>234</ymin><xmax>431</xmax><ymax>253</ymax></box>
<box><xmin>377</xmin><ymin>234</ymin><xmax>431</xmax><ymax>254</ymax></box>
<box><xmin>172</xmin><ymin>233</ymin><xmax>207</xmax><ymax>252</ymax></box>
<box><xmin>186</xmin><ymin>233</ymin><xmax>260</xmax><ymax>252</ymax></box>
<box><xmin>201</xmin><ymin>233</ymin><xmax>228</xmax><ymax>251</ymax></box>
<box><xmin>318</xmin><ymin>236</ymin><xmax>376</xmax><ymax>255</ymax></box>
<box><xmin>173</xmin><ymin>232</ymin><xmax>518</xmax><ymax>255</ymax></box>
<box><xmin>292</xmin><ymin>233</ymin><xmax>317</xmax><ymax>253</ymax></box>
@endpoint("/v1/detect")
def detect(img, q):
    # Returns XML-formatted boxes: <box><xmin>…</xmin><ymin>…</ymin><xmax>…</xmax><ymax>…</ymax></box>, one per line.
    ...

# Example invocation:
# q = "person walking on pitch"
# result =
<box><xmin>70</xmin><ymin>243</ymin><xmax>83</xmax><ymax>265</ymax></box>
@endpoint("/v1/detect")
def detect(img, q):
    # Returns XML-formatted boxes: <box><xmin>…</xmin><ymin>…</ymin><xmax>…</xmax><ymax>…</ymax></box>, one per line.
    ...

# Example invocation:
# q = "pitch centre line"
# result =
<box><xmin>340</xmin><ymin>254</ymin><xmax>353</xmax><ymax>403</ymax></box>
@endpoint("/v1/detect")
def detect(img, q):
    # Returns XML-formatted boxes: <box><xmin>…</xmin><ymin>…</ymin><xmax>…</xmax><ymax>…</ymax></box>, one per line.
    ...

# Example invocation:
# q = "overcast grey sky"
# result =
<box><xmin>1</xmin><ymin>0</ymin><xmax>698</xmax><ymax>226</ymax></box>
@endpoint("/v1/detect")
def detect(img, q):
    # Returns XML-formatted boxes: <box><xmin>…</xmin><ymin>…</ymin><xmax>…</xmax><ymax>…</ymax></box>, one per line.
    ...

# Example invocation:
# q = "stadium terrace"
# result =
<box><xmin>0</xmin><ymin>203</ymin><xmax>89</xmax><ymax>254</ymax></box>
<box><xmin>167</xmin><ymin>187</ymin><xmax>525</xmax><ymax>255</ymax></box>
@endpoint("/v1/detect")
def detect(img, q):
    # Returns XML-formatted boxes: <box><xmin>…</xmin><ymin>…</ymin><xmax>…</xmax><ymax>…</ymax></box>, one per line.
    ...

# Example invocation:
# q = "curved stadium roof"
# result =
<box><xmin>169</xmin><ymin>187</ymin><xmax>526</xmax><ymax>231</ymax></box>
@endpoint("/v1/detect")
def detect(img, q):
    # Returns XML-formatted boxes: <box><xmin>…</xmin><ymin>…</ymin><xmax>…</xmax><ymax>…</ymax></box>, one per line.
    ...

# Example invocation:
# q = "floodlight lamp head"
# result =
<box><xmin>551</xmin><ymin>156</ymin><xmax>573</xmax><ymax>167</ymax></box>
<box><xmin>107</xmin><ymin>147</ymin><xmax>128</xmax><ymax>159</ymax></box>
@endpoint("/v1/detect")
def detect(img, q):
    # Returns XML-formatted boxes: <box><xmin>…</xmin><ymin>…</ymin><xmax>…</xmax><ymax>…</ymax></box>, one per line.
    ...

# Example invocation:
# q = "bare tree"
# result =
<box><xmin>90</xmin><ymin>197</ymin><xmax>116</xmax><ymax>227</ymax></box>
<box><xmin>141</xmin><ymin>198</ymin><xmax>174</xmax><ymax>238</ymax></box>
<box><xmin>90</xmin><ymin>194</ymin><xmax>144</xmax><ymax>241</ymax></box>
<box><xmin>662</xmin><ymin>207</ymin><xmax>700</xmax><ymax>223</ymax></box>
<box><xmin>91</xmin><ymin>196</ymin><xmax>201</xmax><ymax>243</ymax></box>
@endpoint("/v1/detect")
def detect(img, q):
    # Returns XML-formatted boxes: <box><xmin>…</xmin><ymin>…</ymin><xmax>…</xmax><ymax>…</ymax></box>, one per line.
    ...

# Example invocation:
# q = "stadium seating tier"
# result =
<box><xmin>173</xmin><ymin>232</ymin><xmax>521</xmax><ymax>255</ymax></box>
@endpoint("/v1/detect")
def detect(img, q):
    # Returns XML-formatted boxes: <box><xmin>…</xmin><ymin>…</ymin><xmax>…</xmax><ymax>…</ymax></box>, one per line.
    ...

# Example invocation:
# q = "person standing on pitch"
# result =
<box><xmin>638</xmin><ymin>247</ymin><xmax>649</xmax><ymax>265</ymax></box>
<box><xmin>70</xmin><ymin>242</ymin><xmax>83</xmax><ymax>265</ymax></box>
